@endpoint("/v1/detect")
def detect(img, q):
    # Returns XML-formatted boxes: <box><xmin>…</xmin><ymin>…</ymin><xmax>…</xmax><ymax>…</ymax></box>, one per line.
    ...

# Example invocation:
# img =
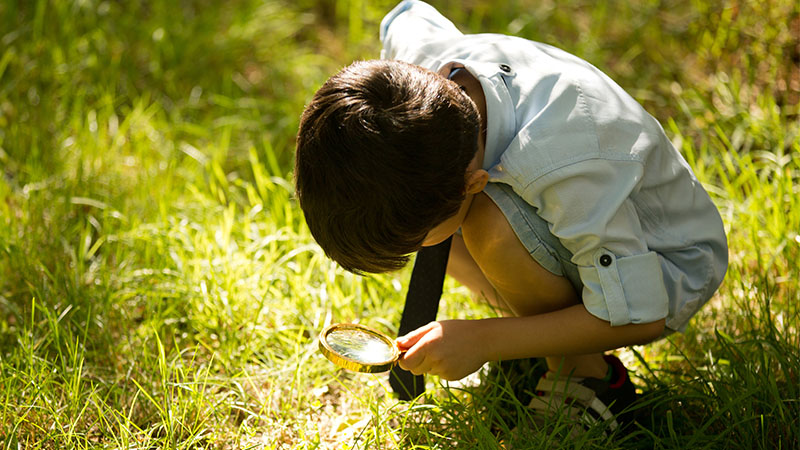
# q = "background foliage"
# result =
<box><xmin>1</xmin><ymin>0</ymin><xmax>798</xmax><ymax>448</ymax></box>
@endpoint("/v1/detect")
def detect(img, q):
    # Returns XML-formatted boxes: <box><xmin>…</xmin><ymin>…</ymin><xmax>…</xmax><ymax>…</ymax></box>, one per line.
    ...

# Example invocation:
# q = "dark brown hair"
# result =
<box><xmin>295</xmin><ymin>59</ymin><xmax>480</xmax><ymax>273</ymax></box>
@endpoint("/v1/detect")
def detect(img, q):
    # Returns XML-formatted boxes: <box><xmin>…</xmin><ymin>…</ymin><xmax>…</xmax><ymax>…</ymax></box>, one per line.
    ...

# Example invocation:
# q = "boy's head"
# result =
<box><xmin>295</xmin><ymin>59</ymin><xmax>481</xmax><ymax>274</ymax></box>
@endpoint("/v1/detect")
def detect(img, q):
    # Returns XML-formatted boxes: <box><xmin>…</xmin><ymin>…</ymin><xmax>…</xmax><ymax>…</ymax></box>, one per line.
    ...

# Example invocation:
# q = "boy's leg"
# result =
<box><xmin>545</xmin><ymin>354</ymin><xmax>609</xmax><ymax>379</ymax></box>
<box><xmin>454</xmin><ymin>192</ymin><xmax>609</xmax><ymax>379</ymax></box>
<box><xmin>446</xmin><ymin>233</ymin><xmax>509</xmax><ymax>314</ymax></box>
<box><xmin>455</xmin><ymin>192</ymin><xmax>639</xmax><ymax>429</ymax></box>
<box><xmin>448</xmin><ymin>235</ymin><xmax>608</xmax><ymax>378</ymax></box>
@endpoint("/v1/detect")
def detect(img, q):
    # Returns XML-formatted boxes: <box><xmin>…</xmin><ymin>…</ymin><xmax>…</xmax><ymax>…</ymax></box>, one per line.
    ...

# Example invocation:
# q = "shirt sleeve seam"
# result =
<box><xmin>508</xmin><ymin>155</ymin><xmax>645</xmax><ymax>193</ymax></box>
<box><xmin>574</xmin><ymin>79</ymin><xmax>602</xmax><ymax>159</ymax></box>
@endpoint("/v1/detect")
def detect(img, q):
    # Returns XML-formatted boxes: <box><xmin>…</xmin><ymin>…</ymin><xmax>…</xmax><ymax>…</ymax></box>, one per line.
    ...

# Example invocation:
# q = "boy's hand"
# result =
<box><xmin>397</xmin><ymin>320</ymin><xmax>487</xmax><ymax>381</ymax></box>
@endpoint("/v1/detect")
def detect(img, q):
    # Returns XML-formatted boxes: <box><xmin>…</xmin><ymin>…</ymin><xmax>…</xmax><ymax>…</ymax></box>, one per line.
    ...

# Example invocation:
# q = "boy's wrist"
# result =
<box><xmin>471</xmin><ymin>318</ymin><xmax>502</xmax><ymax>364</ymax></box>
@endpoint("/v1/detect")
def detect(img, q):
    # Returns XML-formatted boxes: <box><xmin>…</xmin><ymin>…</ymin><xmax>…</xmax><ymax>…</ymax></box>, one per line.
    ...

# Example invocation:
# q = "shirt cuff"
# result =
<box><xmin>578</xmin><ymin>249</ymin><xmax>669</xmax><ymax>326</ymax></box>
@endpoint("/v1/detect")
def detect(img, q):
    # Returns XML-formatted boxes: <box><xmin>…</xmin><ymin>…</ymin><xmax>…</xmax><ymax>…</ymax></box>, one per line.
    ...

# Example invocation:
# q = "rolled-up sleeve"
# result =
<box><xmin>380</xmin><ymin>0</ymin><xmax>461</xmax><ymax>60</ymax></box>
<box><xmin>511</xmin><ymin>158</ymin><xmax>670</xmax><ymax>326</ymax></box>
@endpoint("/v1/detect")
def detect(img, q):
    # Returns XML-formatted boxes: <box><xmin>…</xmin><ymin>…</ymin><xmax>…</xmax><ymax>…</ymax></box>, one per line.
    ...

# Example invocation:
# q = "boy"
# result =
<box><xmin>295</xmin><ymin>0</ymin><xmax>727</xmax><ymax>427</ymax></box>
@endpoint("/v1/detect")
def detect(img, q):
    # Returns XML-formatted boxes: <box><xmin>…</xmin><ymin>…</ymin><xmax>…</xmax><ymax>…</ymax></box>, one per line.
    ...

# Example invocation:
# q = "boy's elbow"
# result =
<box><xmin>634</xmin><ymin>318</ymin><xmax>666</xmax><ymax>344</ymax></box>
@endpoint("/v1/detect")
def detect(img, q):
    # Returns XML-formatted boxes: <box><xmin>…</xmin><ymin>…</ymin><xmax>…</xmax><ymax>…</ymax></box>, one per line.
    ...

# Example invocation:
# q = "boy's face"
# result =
<box><xmin>421</xmin><ymin>194</ymin><xmax>473</xmax><ymax>247</ymax></box>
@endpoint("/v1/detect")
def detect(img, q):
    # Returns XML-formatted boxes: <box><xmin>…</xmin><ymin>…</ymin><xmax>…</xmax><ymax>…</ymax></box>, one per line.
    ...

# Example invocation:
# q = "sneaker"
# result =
<box><xmin>527</xmin><ymin>355</ymin><xmax>639</xmax><ymax>433</ymax></box>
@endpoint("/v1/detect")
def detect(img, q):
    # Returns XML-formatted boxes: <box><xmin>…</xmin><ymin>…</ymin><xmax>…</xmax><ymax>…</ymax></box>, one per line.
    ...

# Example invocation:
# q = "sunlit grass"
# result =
<box><xmin>1</xmin><ymin>0</ymin><xmax>799</xmax><ymax>448</ymax></box>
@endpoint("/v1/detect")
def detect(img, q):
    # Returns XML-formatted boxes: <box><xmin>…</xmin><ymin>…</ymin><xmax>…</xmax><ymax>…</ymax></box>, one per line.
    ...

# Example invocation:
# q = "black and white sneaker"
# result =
<box><xmin>528</xmin><ymin>355</ymin><xmax>639</xmax><ymax>433</ymax></box>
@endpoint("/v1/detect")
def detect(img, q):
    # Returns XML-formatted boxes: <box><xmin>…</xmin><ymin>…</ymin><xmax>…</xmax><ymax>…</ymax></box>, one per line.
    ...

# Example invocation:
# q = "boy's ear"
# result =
<box><xmin>465</xmin><ymin>169</ymin><xmax>489</xmax><ymax>194</ymax></box>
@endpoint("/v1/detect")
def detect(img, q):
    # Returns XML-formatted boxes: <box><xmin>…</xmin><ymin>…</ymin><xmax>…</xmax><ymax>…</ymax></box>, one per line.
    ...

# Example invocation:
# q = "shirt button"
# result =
<box><xmin>600</xmin><ymin>254</ymin><xmax>613</xmax><ymax>267</ymax></box>
<box><xmin>499</xmin><ymin>64</ymin><xmax>511</xmax><ymax>73</ymax></box>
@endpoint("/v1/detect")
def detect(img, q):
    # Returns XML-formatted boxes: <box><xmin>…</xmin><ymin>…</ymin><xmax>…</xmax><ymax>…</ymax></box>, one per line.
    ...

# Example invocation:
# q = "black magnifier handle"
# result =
<box><xmin>390</xmin><ymin>236</ymin><xmax>452</xmax><ymax>400</ymax></box>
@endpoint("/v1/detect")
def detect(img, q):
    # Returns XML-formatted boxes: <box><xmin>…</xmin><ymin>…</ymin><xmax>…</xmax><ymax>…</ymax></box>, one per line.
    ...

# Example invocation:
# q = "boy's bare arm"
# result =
<box><xmin>482</xmin><ymin>304</ymin><xmax>665</xmax><ymax>359</ymax></box>
<box><xmin>398</xmin><ymin>308</ymin><xmax>664</xmax><ymax>381</ymax></box>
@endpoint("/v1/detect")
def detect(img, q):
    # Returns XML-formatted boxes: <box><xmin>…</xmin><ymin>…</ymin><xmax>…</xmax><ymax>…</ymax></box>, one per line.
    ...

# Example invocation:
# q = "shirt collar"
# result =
<box><xmin>437</xmin><ymin>60</ymin><xmax>516</xmax><ymax>171</ymax></box>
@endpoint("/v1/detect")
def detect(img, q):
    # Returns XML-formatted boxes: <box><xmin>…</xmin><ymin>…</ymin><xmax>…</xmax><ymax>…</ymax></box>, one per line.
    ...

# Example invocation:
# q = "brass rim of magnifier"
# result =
<box><xmin>318</xmin><ymin>323</ymin><xmax>400</xmax><ymax>373</ymax></box>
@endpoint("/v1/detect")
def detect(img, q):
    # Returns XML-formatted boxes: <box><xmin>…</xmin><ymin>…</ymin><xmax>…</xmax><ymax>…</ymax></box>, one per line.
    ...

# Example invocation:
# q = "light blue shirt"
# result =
<box><xmin>380</xmin><ymin>0</ymin><xmax>728</xmax><ymax>331</ymax></box>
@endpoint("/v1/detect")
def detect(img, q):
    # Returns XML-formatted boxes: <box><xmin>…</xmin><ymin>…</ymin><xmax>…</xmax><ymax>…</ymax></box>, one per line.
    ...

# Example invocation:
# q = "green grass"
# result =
<box><xmin>1</xmin><ymin>0</ymin><xmax>798</xmax><ymax>448</ymax></box>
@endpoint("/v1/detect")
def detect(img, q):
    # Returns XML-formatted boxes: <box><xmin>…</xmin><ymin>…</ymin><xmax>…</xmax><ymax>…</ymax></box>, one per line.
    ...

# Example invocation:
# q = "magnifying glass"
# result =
<box><xmin>318</xmin><ymin>323</ymin><xmax>404</xmax><ymax>373</ymax></box>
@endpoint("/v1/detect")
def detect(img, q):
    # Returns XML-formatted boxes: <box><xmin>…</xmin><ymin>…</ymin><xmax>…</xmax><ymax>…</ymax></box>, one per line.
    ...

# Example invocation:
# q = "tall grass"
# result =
<box><xmin>1</xmin><ymin>0</ymin><xmax>798</xmax><ymax>448</ymax></box>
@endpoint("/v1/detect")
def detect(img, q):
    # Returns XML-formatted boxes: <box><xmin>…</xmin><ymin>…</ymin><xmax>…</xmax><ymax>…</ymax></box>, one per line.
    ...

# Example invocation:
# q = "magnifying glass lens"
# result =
<box><xmin>326</xmin><ymin>329</ymin><xmax>396</xmax><ymax>364</ymax></box>
<box><xmin>319</xmin><ymin>324</ymin><xmax>400</xmax><ymax>373</ymax></box>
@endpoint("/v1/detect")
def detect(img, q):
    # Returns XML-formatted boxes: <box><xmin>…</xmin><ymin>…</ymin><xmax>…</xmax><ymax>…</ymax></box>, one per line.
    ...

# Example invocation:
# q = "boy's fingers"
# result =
<box><xmin>398</xmin><ymin>352</ymin><xmax>418</xmax><ymax>372</ymax></box>
<box><xmin>399</xmin><ymin>351</ymin><xmax>429</xmax><ymax>375</ymax></box>
<box><xmin>397</xmin><ymin>321</ymin><xmax>444</xmax><ymax>374</ymax></box>
<box><xmin>398</xmin><ymin>337</ymin><xmax>424</xmax><ymax>368</ymax></box>
<box><xmin>396</xmin><ymin>321</ymin><xmax>436</xmax><ymax>350</ymax></box>
<box><xmin>398</xmin><ymin>326</ymin><xmax>435</xmax><ymax>372</ymax></box>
